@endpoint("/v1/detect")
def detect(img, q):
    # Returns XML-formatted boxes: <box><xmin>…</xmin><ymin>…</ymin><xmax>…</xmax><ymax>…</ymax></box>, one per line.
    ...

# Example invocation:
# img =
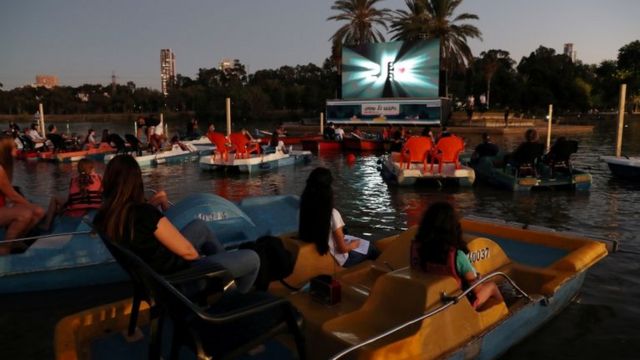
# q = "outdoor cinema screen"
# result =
<box><xmin>341</xmin><ymin>39</ymin><xmax>440</xmax><ymax>99</ymax></box>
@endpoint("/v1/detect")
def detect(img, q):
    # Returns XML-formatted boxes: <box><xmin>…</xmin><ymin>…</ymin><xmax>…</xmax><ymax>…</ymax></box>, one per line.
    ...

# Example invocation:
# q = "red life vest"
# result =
<box><xmin>410</xmin><ymin>242</ymin><xmax>462</xmax><ymax>287</ymax></box>
<box><xmin>64</xmin><ymin>173</ymin><xmax>103</xmax><ymax>216</ymax></box>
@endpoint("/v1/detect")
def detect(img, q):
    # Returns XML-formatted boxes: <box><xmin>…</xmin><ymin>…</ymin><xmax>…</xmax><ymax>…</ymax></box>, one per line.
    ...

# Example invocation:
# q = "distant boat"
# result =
<box><xmin>601</xmin><ymin>156</ymin><xmax>640</xmax><ymax>179</ymax></box>
<box><xmin>379</xmin><ymin>152</ymin><xmax>475</xmax><ymax>187</ymax></box>
<box><xmin>301</xmin><ymin>139</ymin><xmax>343</xmax><ymax>152</ymax></box>
<box><xmin>470</xmin><ymin>156</ymin><xmax>592</xmax><ymax>191</ymax></box>
<box><xmin>104</xmin><ymin>144</ymin><xmax>199</xmax><ymax>166</ymax></box>
<box><xmin>343</xmin><ymin>137</ymin><xmax>386</xmax><ymax>152</ymax></box>
<box><xmin>602</xmin><ymin>84</ymin><xmax>638</xmax><ymax>179</ymax></box>
<box><xmin>199</xmin><ymin>150</ymin><xmax>312</xmax><ymax>173</ymax></box>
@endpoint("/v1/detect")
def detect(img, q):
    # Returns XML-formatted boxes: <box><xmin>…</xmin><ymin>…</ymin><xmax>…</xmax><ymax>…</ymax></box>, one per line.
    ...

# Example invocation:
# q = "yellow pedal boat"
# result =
<box><xmin>54</xmin><ymin>217</ymin><xmax>609</xmax><ymax>359</ymax></box>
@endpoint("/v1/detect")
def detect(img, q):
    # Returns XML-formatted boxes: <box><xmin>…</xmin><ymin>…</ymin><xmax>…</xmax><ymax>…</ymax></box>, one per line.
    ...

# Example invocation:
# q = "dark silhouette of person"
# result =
<box><xmin>474</xmin><ymin>133</ymin><xmax>500</xmax><ymax>159</ymax></box>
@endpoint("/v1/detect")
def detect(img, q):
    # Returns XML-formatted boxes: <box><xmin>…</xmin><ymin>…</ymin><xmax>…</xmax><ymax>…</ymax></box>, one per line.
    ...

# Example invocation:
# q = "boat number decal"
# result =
<box><xmin>196</xmin><ymin>211</ymin><xmax>228</xmax><ymax>222</ymax></box>
<box><xmin>468</xmin><ymin>247</ymin><xmax>490</xmax><ymax>263</ymax></box>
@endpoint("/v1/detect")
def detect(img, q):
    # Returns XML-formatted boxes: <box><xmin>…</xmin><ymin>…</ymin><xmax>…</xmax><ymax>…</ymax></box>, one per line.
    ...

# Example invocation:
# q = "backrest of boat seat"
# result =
<box><xmin>322</xmin><ymin>268</ymin><xmax>483</xmax><ymax>359</ymax></box>
<box><xmin>374</xmin><ymin>227</ymin><xmax>417</xmax><ymax>270</ymax></box>
<box><xmin>465</xmin><ymin>237</ymin><xmax>511</xmax><ymax>276</ymax></box>
<box><xmin>373</xmin><ymin>229</ymin><xmax>487</xmax><ymax>272</ymax></box>
<box><xmin>271</xmin><ymin>234</ymin><xmax>339</xmax><ymax>289</ymax></box>
<box><xmin>236</xmin><ymin>195</ymin><xmax>300</xmax><ymax>238</ymax></box>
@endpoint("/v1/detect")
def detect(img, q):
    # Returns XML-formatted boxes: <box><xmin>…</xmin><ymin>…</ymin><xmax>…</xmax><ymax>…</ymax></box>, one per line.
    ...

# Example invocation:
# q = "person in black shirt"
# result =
<box><xmin>510</xmin><ymin>128</ymin><xmax>545</xmax><ymax>168</ymax></box>
<box><xmin>46</xmin><ymin>124</ymin><xmax>67</xmax><ymax>152</ymax></box>
<box><xmin>323</xmin><ymin>122</ymin><xmax>336</xmax><ymax>140</ymax></box>
<box><xmin>473</xmin><ymin>133</ymin><xmax>500</xmax><ymax>160</ymax></box>
<box><xmin>93</xmin><ymin>155</ymin><xmax>260</xmax><ymax>293</ymax></box>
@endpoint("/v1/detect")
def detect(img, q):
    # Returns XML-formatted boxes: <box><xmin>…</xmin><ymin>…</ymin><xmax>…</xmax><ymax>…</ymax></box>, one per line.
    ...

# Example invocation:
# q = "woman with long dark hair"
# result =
<box><xmin>93</xmin><ymin>154</ymin><xmax>259</xmax><ymax>292</ymax></box>
<box><xmin>411</xmin><ymin>202</ymin><xmax>503</xmax><ymax>309</ymax></box>
<box><xmin>299</xmin><ymin>167</ymin><xmax>378</xmax><ymax>267</ymax></box>
<box><xmin>0</xmin><ymin>134</ymin><xmax>45</xmax><ymax>249</ymax></box>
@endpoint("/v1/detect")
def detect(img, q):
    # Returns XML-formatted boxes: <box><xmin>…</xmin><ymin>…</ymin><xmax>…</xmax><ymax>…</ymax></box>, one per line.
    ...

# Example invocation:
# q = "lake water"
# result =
<box><xmin>2</xmin><ymin>116</ymin><xmax>639</xmax><ymax>359</ymax></box>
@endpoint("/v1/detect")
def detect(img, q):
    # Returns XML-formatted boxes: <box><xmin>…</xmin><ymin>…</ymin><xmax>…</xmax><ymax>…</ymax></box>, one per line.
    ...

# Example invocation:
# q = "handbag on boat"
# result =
<box><xmin>309</xmin><ymin>274</ymin><xmax>341</xmax><ymax>305</ymax></box>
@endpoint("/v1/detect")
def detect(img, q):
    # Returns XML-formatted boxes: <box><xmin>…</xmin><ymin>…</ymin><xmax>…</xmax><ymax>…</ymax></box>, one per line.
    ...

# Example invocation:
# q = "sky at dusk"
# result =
<box><xmin>1</xmin><ymin>0</ymin><xmax>638</xmax><ymax>90</ymax></box>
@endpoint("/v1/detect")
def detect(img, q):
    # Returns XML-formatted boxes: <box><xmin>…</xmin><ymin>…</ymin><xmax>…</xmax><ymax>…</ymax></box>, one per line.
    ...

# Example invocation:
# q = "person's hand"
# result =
<box><xmin>349</xmin><ymin>239</ymin><xmax>361</xmax><ymax>250</ymax></box>
<box><xmin>148</xmin><ymin>190</ymin><xmax>170</xmax><ymax>212</ymax></box>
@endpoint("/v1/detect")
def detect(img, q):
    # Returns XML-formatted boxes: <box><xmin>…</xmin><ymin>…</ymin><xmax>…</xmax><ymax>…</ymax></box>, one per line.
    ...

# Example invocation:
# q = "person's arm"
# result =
<box><xmin>0</xmin><ymin>167</ymin><xmax>28</xmax><ymax>205</ymax></box>
<box><xmin>148</xmin><ymin>190</ymin><xmax>169</xmax><ymax>212</ymax></box>
<box><xmin>154</xmin><ymin>217</ymin><xmax>200</xmax><ymax>261</ymax></box>
<box><xmin>332</xmin><ymin>226</ymin><xmax>360</xmax><ymax>254</ymax></box>
<box><xmin>457</xmin><ymin>251</ymin><xmax>503</xmax><ymax>308</ymax></box>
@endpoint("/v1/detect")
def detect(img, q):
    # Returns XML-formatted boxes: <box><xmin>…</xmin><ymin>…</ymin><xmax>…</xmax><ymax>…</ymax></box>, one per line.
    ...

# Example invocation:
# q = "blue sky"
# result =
<box><xmin>1</xmin><ymin>0</ymin><xmax>638</xmax><ymax>90</ymax></box>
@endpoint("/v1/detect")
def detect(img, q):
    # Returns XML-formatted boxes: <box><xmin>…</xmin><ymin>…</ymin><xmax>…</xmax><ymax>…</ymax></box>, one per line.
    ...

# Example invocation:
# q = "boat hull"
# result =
<box><xmin>448</xmin><ymin>272</ymin><xmax>585</xmax><ymax>359</ymax></box>
<box><xmin>104</xmin><ymin>146</ymin><xmax>199</xmax><ymax>166</ymax></box>
<box><xmin>199</xmin><ymin>150</ymin><xmax>311</xmax><ymax>173</ymax></box>
<box><xmin>343</xmin><ymin>137</ymin><xmax>385</xmax><ymax>152</ymax></box>
<box><xmin>301</xmin><ymin>139</ymin><xmax>342</xmax><ymax>152</ymax></box>
<box><xmin>601</xmin><ymin>156</ymin><xmax>640</xmax><ymax>179</ymax></box>
<box><xmin>380</xmin><ymin>153</ymin><xmax>475</xmax><ymax>187</ymax></box>
<box><xmin>471</xmin><ymin>156</ymin><xmax>592</xmax><ymax>191</ymax></box>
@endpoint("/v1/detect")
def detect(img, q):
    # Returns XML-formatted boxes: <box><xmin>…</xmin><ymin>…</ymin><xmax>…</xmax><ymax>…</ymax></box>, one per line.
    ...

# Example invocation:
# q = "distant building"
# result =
<box><xmin>160</xmin><ymin>49</ymin><xmax>176</xmax><ymax>96</ymax></box>
<box><xmin>219</xmin><ymin>58</ymin><xmax>240</xmax><ymax>71</ymax></box>
<box><xmin>34</xmin><ymin>75</ymin><xmax>58</xmax><ymax>88</ymax></box>
<box><xmin>563</xmin><ymin>43</ymin><xmax>576</xmax><ymax>62</ymax></box>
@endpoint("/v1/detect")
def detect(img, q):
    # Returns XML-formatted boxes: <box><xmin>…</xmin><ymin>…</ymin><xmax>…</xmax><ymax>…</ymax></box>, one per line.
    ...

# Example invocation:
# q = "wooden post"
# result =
<box><xmin>546</xmin><ymin>104</ymin><xmax>553</xmax><ymax>152</ymax></box>
<box><xmin>38</xmin><ymin>103</ymin><xmax>45</xmax><ymax>135</ymax></box>
<box><xmin>225</xmin><ymin>98</ymin><xmax>232</xmax><ymax>136</ymax></box>
<box><xmin>615</xmin><ymin>84</ymin><xmax>627</xmax><ymax>157</ymax></box>
<box><xmin>320</xmin><ymin>112</ymin><xmax>324</xmax><ymax>135</ymax></box>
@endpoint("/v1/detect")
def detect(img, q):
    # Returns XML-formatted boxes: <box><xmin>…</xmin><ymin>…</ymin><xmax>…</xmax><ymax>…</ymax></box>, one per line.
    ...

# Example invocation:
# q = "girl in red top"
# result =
<box><xmin>0</xmin><ymin>134</ymin><xmax>45</xmax><ymax>253</ymax></box>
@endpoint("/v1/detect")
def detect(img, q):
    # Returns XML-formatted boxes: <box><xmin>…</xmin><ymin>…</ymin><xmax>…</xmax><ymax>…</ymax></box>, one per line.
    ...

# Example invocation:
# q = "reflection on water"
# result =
<box><xmin>8</xmin><ymin>116</ymin><xmax>640</xmax><ymax>358</ymax></box>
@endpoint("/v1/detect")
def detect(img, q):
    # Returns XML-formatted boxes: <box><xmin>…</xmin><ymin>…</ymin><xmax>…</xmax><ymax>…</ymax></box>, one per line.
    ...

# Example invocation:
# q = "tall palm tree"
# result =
<box><xmin>391</xmin><ymin>0</ymin><xmax>482</xmax><ymax>95</ymax></box>
<box><xmin>327</xmin><ymin>0</ymin><xmax>392</xmax><ymax>46</ymax></box>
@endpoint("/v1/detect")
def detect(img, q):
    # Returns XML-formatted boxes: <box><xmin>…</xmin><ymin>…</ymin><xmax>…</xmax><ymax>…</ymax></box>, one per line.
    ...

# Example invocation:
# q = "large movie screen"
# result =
<box><xmin>342</xmin><ymin>39</ymin><xmax>440</xmax><ymax>99</ymax></box>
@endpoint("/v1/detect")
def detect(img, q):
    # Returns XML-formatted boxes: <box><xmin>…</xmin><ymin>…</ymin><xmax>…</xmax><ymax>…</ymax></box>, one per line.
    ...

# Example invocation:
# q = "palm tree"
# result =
<box><xmin>390</xmin><ymin>0</ymin><xmax>482</xmax><ymax>96</ymax></box>
<box><xmin>327</xmin><ymin>0</ymin><xmax>392</xmax><ymax>46</ymax></box>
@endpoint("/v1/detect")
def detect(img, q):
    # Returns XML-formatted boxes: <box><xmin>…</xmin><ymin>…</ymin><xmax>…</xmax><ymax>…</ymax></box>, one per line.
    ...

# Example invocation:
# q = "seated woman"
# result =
<box><xmin>299</xmin><ymin>167</ymin><xmax>379</xmax><ymax>268</ymax></box>
<box><xmin>268</xmin><ymin>132</ymin><xmax>288</xmax><ymax>154</ymax></box>
<box><xmin>411</xmin><ymin>202</ymin><xmax>503</xmax><ymax>310</ymax></box>
<box><xmin>82</xmin><ymin>129</ymin><xmax>98</xmax><ymax>149</ymax></box>
<box><xmin>93</xmin><ymin>155</ymin><xmax>259</xmax><ymax>293</ymax></box>
<box><xmin>26</xmin><ymin>124</ymin><xmax>46</xmax><ymax>149</ymax></box>
<box><xmin>470</xmin><ymin>133</ymin><xmax>500</xmax><ymax>165</ymax></box>
<box><xmin>0</xmin><ymin>134</ymin><xmax>45</xmax><ymax>253</ymax></box>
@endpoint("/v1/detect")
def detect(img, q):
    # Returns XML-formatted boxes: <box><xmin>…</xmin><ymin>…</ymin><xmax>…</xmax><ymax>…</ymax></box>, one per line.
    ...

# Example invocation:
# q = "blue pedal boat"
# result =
<box><xmin>0</xmin><ymin>193</ymin><xmax>300</xmax><ymax>294</ymax></box>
